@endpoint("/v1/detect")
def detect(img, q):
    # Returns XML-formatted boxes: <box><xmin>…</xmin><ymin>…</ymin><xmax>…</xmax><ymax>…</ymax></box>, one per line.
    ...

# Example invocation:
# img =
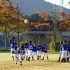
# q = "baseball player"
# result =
<box><xmin>61</xmin><ymin>42</ymin><xmax>68</xmax><ymax>62</ymax></box>
<box><xmin>13</xmin><ymin>46</ymin><xmax>19</xmax><ymax>64</ymax></box>
<box><xmin>27</xmin><ymin>41</ymin><xmax>34</xmax><ymax>61</ymax></box>
<box><xmin>9</xmin><ymin>37</ymin><xmax>17</xmax><ymax>61</ymax></box>
<box><xmin>66</xmin><ymin>43</ymin><xmax>70</xmax><ymax>62</ymax></box>
<box><xmin>58</xmin><ymin>42</ymin><xmax>68</xmax><ymax>62</ymax></box>
<box><xmin>19</xmin><ymin>44</ymin><xmax>25</xmax><ymax>65</ymax></box>
<box><xmin>24</xmin><ymin>40</ymin><xmax>29</xmax><ymax>60</ymax></box>
<box><xmin>32</xmin><ymin>44</ymin><xmax>37</xmax><ymax>60</ymax></box>
<box><xmin>41</xmin><ymin>45</ymin><xmax>48</xmax><ymax>60</ymax></box>
<box><xmin>37</xmin><ymin>44</ymin><xmax>42</xmax><ymax>60</ymax></box>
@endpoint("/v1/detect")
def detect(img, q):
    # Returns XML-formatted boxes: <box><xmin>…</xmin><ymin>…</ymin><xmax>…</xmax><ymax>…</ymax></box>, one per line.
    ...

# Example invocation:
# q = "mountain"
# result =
<box><xmin>10</xmin><ymin>0</ymin><xmax>70</xmax><ymax>15</ymax></box>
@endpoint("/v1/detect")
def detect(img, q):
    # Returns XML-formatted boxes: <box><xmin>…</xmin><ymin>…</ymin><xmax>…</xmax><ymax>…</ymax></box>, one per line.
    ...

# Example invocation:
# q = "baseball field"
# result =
<box><xmin>0</xmin><ymin>53</ymin><xmax>70</xmax><ymax>70</ymax></box>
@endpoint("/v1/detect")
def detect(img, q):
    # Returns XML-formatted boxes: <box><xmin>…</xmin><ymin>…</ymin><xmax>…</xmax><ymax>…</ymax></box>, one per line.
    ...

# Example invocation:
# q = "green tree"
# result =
<box><xmin>49</xmin><ymin>40</ymin><xmax>55</xmax><ymax>51</ymax></box>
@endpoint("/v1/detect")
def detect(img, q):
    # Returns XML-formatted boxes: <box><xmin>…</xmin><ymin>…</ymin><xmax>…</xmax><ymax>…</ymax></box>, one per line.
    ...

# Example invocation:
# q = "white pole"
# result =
<box><xmin>60</xmin><ymin>0</ymin><xmax>64</xmax><ymax>20</ymax></box>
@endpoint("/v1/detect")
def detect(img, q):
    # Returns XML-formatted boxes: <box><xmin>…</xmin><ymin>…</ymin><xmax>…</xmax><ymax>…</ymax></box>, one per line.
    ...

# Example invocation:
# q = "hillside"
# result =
<box><xmin>10</xmin><ymin>0</ymin><xmax>70</xmax><ymax>15</ymax></box>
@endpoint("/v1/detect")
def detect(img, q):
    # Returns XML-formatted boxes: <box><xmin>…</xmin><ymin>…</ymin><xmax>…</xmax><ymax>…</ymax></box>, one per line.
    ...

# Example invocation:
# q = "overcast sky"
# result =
<box><xmin>44</xmin><ymin>0</ymin><xmax>70</xmax><ymax>9</ymax></box>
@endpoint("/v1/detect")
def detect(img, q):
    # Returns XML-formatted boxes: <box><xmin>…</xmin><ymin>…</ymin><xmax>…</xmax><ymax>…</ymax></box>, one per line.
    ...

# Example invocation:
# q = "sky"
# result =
<box><xmin>44</xmin><ymin>0</ymin><xmax>70</xmax><ymax>9</ymax></box>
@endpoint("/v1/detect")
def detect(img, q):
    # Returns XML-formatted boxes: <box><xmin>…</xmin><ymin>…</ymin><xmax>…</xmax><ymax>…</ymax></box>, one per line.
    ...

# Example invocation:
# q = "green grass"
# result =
<box><xmin>0</xmin><ymin>49</ymin><xmax>10</xmax><ymax>53</ymax></box>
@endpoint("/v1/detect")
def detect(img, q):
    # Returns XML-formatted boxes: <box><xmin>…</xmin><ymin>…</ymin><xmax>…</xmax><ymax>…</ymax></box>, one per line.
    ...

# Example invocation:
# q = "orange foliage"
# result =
<box><xmin>59</xmin><ymin>12</ymin><xmax>66</xmax><ymax>17</ymax></box>
<box><xmin>59</xmin><ymin>18</ymin><xmax>70</xmax><ymax>30</ymax></box>
<box><xmin>31</xmin><ymin>22</ymin><xmax>40</xmax><ymax>28</ymax></box>
<box><xmin>0</xmin><ymin>1</ymin><xmax>27</xmax><ymax>32</ymax></box>
<box><xmin>38</xmin><ymin>11</ymin><xmax>48</xmax><ymax>17</ymax></box>
<box><xmin>38</xmin><ymin>12</ymin><xmax>48</xmax><ymax>23</ymax></box>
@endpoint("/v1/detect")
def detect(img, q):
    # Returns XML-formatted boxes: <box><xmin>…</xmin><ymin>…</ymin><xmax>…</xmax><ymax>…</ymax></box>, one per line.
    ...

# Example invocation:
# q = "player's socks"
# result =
<box><xmin>23</xmin><ymin>57</ymin><xmax>25</xmax><ymax>60</ymax></box>
<box><xmin>12</xmin><ymin>56</ymin><xmax>14</xmax><ymax>61</ymax></box>
<box><xmin>16</xmin><ymin>62</ymin><xmax>17</xmax><ymax>64</ymax></box>
<box><xmin>42</xmin><ymin>57</ymin><xmax>44</xmax><ymax>60</ymax></box>
<box><xmin>61</xmin><ymin>58</ymin><xmax>66</xmax><ymax>62</ymax></box>
<box><xmin>57</xmin><ymin>57</ymin><xmax>60</xmax><ymax>62</ymax></box>
<box><xmin>26</xmin><ymin>56</ymin><xmax>28</xmax><ymax>60</ymax></box>
<box><xmin>39</xmin><ymin>56</ymin><xmax>41</xmax><ymax>60</ymax></box>
<box><xmin>32</xmin><ymin>56</ymin><xmax>34</xmax><ymax>61</ymax></box>
<box><xmin>16</xmin><ymin>57</ymin><xmax>19</xmax><ymax>61</ymax></box>
<box><xmin>28</xmin><ymin>57</ymin><xmax>30</xmax><ymax>61</ymax></box>
<box><xmin>20</xmin><ymin>61</ymin><xmax>22</xmax><ymax>65</ymax></box>
<box><xmin>47</xmin><ymin>56</ymin><xmax>48</xmax><ymax>60</ymax></box>
<box><xmin>37</xmin><ymin>56</ymin><xmax>39</xmax><ymax>60</ymax></box>
<box><xmin>67</xmin><ymin>57</ymin><xmax>69</xmax><ymax>62</ymax></box>
<box><xmin>17</xmin><ymin>57</ymin><xmax>19</xmax><ymax>61</ymax></box>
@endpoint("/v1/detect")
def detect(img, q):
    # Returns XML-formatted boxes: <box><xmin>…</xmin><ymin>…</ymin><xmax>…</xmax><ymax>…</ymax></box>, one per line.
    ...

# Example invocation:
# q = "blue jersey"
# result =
<box><xmin>29</xmin><ymin>44</ymin><xmax>33</xmax><ymax>50</ymax></box>
<box><xmin>13</xmin><ymin>46</ymin><xmax>18</xmax><ymax>54</ymax></box>
<box><xmin>10</xmin><ymin>39</ymin><xmax>17</xmax><ymax>48</ymax></box>
<box><xmin>37</xmin><ymin>45</ymin><xmax>42</xmax><ymax>51</ymax></box>
<box><xmin>58</xmin><ymin>44</ymin><xmax>63</xmax><ymax>51</ymax></box>
<box><xmin>19</xmin><ymin>48</ymin><xmax>25</xmax><ymax>54</ymax></box>
<box><xmin>58</xmin><ymin>44</ymin><xmax>67</xmax><ymax>51</ymax></box>
<box><xmin>24</xmin><ymin>43</ymin><xmax>29</xmax><ymax>49</ymax></box>
<box><xmin>63</xmin><ymin>44</ymin><xmax>68</xmax><ymax>51</ymax></box>
<box><xmin>67</xmin><ymin>44</ymin><xmax>70</xmax><ymax>52</ymax></box>
<box><xmin>42</xmin><ymin>46</ymin><xmax>47</xmax><ymax>53</ymax></box>
<box><xmin>33</xmin><ymin>45</ymin><xmax>37</xmax><ymax>52</ymax></box>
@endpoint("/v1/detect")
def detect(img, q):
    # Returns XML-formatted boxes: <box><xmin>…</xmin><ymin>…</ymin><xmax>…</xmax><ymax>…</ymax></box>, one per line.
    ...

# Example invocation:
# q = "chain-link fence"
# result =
<box><xmin>0</xmin><ymin>30</ymin><xmax>70</xmax><ymax>50</ymax></box>
<box><xmin>0</xmin><ymin>31</ymin><xmax>51</xmax><ymax>50</ymax></box>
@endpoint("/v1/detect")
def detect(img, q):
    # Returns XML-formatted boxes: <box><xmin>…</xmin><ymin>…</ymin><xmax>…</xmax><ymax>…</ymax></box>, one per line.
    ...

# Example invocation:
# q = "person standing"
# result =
<box><xmin>28</xmin><ymin>41</ymin><xmax>34</xmax><ymax>61</ymax></box>
<box><xmin>32</xmin><ymin>44</ymin><xmax>37</xmax><ymax>60</ymax></box>
<box><xmin>19</xmin><ymin>44</ymin><xmax>25</xmax><ymax>65</ymax></box>
<box><xmin>41</xmin><ymin>45</ymin><xmax>48</xmax><ymax>60</ymax></box>
<box><xmin>24</xmin><ymin>40</ymin><xmax>30</xmax><ymax>60</ymax></box>
<box><xmin>61</xmin><ymin>42</ymin><xmax>68</xmax><ymax>62</ymax></box>
<box><xmin>37</xmin><ymin>44</ymin><xmax>42</xmax><ymax>60</ymax></box>
<box><xmin>9</xmin><ymin>37</ymin><xmax>17</xmax><ymax>61</ymax></box>
<box><xmin>67</xmin><ymin>43</ymin><xmax>70</xmax><ymax>62</ymax></box>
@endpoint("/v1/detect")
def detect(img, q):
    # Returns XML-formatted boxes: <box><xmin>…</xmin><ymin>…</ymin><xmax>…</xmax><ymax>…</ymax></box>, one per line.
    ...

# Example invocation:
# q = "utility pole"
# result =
<box><xmin>60</xmin><ymin>0</ymin><xmax>64</xmax><ymax>20</ymax></box>
<box><xmin>4</xmin><ymin>16</ymin><xmax>7</xmax><ymax>49</ymax></box>
<box><xmin>3</xmin><ymin>8</ymin><xmax>9</xmax><ymax>50</ymax></box>
<box><xmin>52</xmin><ymin>4</ymin><xmax>57</xmax><ymax>43</ymax></box>
<box><xmin>59</xmin><ymin>0</ymin><xmax>64</xmax><ymax>42</ymax></box>
<box><xmin>16</xmin><ymin>3</ymin><xmax>20</xmax><ymax>48</ymax></box>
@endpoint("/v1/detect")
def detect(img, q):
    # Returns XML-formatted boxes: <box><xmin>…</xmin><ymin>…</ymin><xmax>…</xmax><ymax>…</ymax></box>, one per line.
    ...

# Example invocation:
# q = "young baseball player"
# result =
<box><xmin>58</xmin><ymin>42</ymin><xmax>68</xmax><ymax>62</ymax></box>
<box><xmin>32</xmin><ymin>44</ymin><xmax>37</xmax><ymax>60</ymax></box>
<box><xmin>19</xmin><ymin>44</ymin><xmax>25</xmax><ymax>65</ymax></box>
<box><xmin>37</xmin><ymin>44</ymin><xmax>42</xmax><ymax>60</ymax></box>
<box><xmin>9</xmin><ymin>37</ymin><xmax>17</xmax><ymax>61</ymax></box>
<box><xmin>27</xmin><ymin>41</ymin><xmax>34</xmax><ymax>61</ymax></box>
<box><xmin>66</xmin><ymin>43</ymin><xmax>70</xmax><ymax>62</ymax></box>
<box><xmin>13</xmin><ymin>46</ymin><xmax>19</xmax><ymax>64</ymax></box>
<box><xmin>61</xmin><ymin>42</ymin><xmax>68</xmax><ymax>62</ymax></box>
<box><xmin>24</xmin><ymin>40</ymin><xmax>29</xmax><ymax>60</ymax></box>
<box><xmin>41</xmin><ymin>45</ymin><xmax>48</xmax><ymax>60</ymax></box>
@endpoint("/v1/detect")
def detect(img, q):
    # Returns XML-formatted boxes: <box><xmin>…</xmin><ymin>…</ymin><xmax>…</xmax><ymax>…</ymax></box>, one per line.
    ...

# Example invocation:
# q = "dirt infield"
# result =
<box><xmin>0</xmin><ymin>53</ymin><xmax>70</xmax><ymax>70</ymax></box>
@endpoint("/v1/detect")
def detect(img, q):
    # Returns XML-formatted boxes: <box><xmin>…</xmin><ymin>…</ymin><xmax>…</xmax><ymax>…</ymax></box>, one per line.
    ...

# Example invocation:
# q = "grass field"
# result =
<box><xmin>0</xmin><ymin>53</ymin><xmax>70</xmax><ymax>70</ymax></box>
